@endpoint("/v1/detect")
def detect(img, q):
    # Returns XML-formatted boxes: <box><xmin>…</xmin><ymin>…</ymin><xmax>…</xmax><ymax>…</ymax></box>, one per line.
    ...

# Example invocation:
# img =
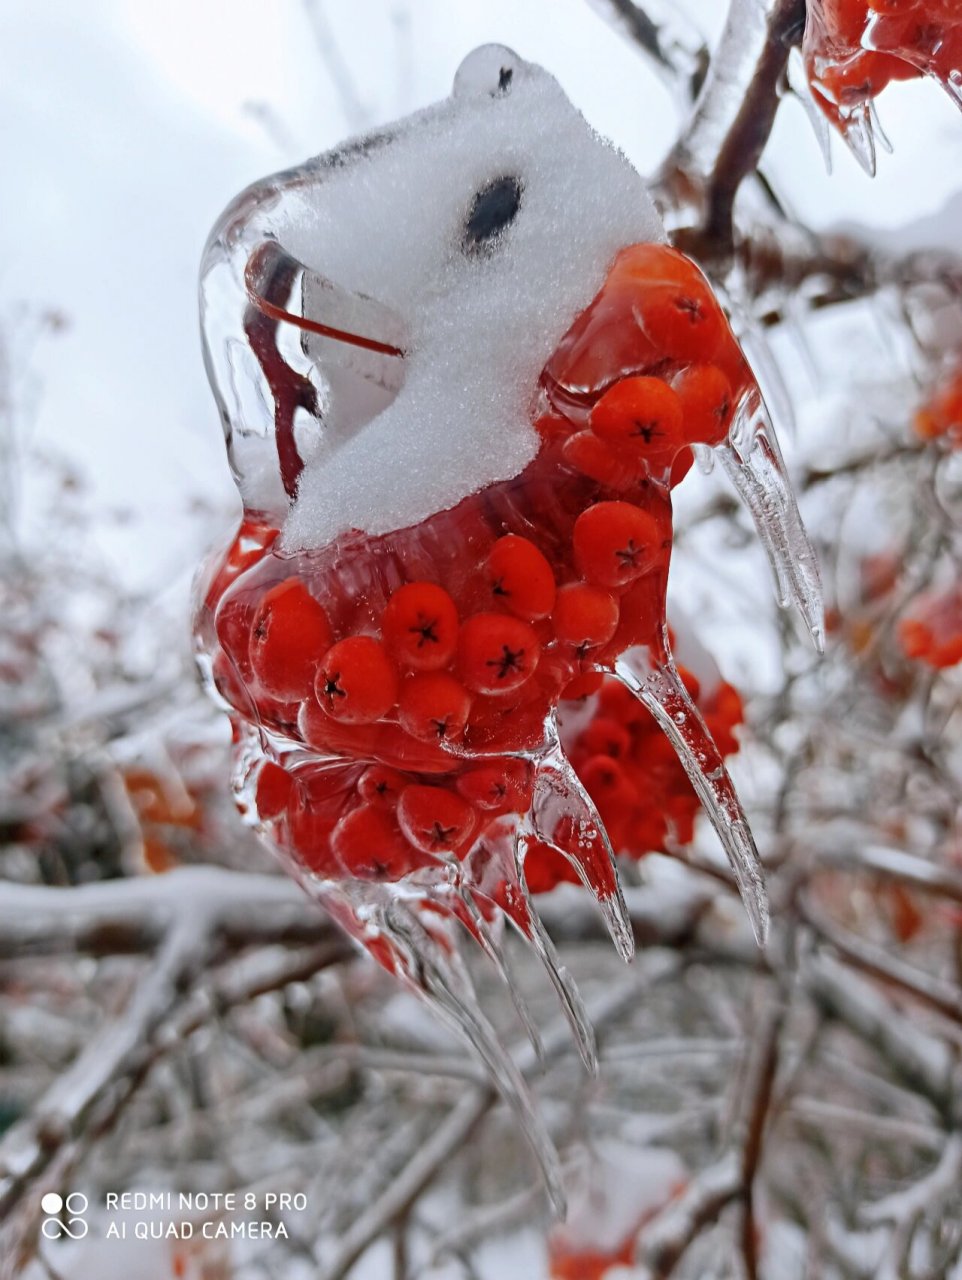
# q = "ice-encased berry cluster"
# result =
<box><xmin>194</xmin><ymin>45</ymin><xmax>821</xmax><ymax>1200</ymax></box>
<box><xmin>805</xmin><ymin>0</ymin><xmax>962</xmax><ymax>163</ymax></box>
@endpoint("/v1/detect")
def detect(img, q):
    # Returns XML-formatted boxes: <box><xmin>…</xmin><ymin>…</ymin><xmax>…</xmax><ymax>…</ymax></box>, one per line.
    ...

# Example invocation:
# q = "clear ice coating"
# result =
<box><xmin>193</xmin><ymin>46</ymin><xmax>823</xmax><ymax>1204</ymax></box>
<box><xmin>803</xmin><ymin>1</ymin><xmax>962</xmax><ymax>171</ymax></box>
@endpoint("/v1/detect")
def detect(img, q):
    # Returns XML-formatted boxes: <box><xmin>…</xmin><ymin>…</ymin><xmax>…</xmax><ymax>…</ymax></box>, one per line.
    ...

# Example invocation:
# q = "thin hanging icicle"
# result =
<box><xmin>525</xmin><ymin>727</ymin><xmax>635</xmax><ymax>965</ymax></box>
<box><xmin>614</xmin><ymin>651</ymin><xmax>770</xmax><ymax>945</ymax></box>
<box><xmin>316</xmin><ymin>880</ymin><xmax>567</xmax><ymax>1214</ymax></box>
<box><xmin>722</xmin><ymin>390</ymin><xmax>825</xmax><ymax>651</ymax></box>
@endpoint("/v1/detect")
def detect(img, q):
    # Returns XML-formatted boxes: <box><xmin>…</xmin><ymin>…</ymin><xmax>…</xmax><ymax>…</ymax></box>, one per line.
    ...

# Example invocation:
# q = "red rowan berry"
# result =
<box><xmin>315</xmin><ymin>636</ymin><xmax>398</xmax><ymax>724</ymax></box>
<box><xmin>456</xmin><ymin>760</ymin><xmax>533</xmax><ymax>813</ymax></box>
<box><xmin>484</xmin><ymin>535</ymin><xmax>556</xmax><ymax>620</ymax></box>
<box><xmin>358</xmin><ymin>764</ymin><xmax>407</xmax><ymax>808</ymax></box>
<box><xmin>381</xmin><ymin>582</ymin><xmax>459</xmax><ymax>671</ymax></box>
<box><xmin>672</xmin><ymin>363</ymin><xmax>734</xmax><ymax>446</ymax></box>
<box><xmin>562</xmin><ymin>431</ymin><xmax>638</xmax><ymax>490</ymax></box>
<box><xmin>573</xmin><ymin>502</ymin><xmax>662</xmax><ymax>589</ymax></box>
<box><xmin>589</xmin><ymin>376</ymin><xmax>685</xmax><ymax>473</ymax></box>
<box><xmin>553</xmin><ymin>583</ymin><xmax>620</xmax><ymax>650</ymax></box>
<box><xmin>255</xmin><ymin>761</ymin><xmax>296</xmax><ymax>821</ymax></box>
<box><xmin>560</xmin><ymin>672</ymin><xmax>605</xmax><ymax>700</ymax></box>
<box><xmin>398</xmin><ymin>785</ymin><xmax>478</xmax><ymax>855</ymax></box>
<box><xmin>332</xmin><ymin>805</ymin><xmax>423</xmax><ymax>879</ymax></box>
<box><xmin>458</xmin><ymin>614</ymin><xmax>541</xmax><ymax>694</ymax></box>
<box><xmin>249</xmin><ymin>579</ymin><xmax>332</xmax><ymax>700</ymax></box>
<box><xmin>398</xmin><ymin>672</ymin><xmax>472</xmax><ymax>742</ymax></box>
<box><xmin>635</xmin><ymin>275</ymin><xmax>724</xmax><ymax>364</ymax></box>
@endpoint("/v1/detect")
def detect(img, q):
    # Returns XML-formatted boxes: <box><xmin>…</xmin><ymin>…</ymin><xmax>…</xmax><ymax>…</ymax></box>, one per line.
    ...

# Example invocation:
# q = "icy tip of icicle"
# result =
<box><xmin>841</xmin><ymin>102</ymin><xmax>878</xmax><ymax>176</ymax></box>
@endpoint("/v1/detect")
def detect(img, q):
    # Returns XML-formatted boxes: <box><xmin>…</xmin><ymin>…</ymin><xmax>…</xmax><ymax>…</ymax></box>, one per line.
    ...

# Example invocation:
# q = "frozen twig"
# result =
<box><xmin>633</xmin><ymin>1150</ymin><xmax>742</xmax><ymax>1279</ymax></box>
<box><xmin>802</xmin><ymin>895</ymin><xmax>962</xmax><ymax>1025</ymax></box>
<box><xmin>0</xmin><ymin>866</ymin><xmax>329</xmax><ymax>958</ymax></box>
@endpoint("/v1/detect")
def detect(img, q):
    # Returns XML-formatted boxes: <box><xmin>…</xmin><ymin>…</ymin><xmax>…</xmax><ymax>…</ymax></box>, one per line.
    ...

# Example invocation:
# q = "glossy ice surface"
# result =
<box><xmin>194</xmin><ymin>45</ymin><xmax>822</xmax><ymax>1207</ymax></box>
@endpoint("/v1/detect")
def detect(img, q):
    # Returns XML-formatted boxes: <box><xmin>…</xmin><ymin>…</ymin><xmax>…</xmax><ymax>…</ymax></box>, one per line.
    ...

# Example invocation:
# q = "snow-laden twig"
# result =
<box><xmin>802</xmin><ymin>895</ymin><xmax>962</xmax><ymax>1025</ymax></box>
<box><xmin>0</xmin><ymin>866</ymin><xmax>328</xmax><ymax>957</ymax></box>
<box><xmin>805</xmin><ymin>952</ymin><xmax>957</xmax><ymax>1114</ymax></box>
<box><xmin>632</xmin><ymin>1151</ymin><xmax>742</xmax><ymax>1279</ymax></box>
<box><xmin>863</xmin><ymin>1134</ymin><xmax>962</xmax><ymax>1280</ymax></box>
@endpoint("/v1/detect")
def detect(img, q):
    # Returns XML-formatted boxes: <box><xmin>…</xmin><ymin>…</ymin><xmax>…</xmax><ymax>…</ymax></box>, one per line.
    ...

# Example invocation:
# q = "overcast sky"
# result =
<box><xmin>2</xmin><ymin>0</ymin><xmax>960</xmax><ymax>600</ymax></box>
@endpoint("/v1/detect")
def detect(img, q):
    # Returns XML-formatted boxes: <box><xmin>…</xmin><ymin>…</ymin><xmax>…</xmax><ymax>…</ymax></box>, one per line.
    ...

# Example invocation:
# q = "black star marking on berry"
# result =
<box><xmin>631</xmin><ymin>419</ymin><xmax>662</xmax><ymax>443</ymax></box>
<box><xmin>432</xmin><ymin>717</ymin><xmax>451</xmax><ymax>740</ymax></box>
<box><xmin>409</xmin><ymin>615</ymin><xmax>440</xmax><ymax>648</ymax></box>
<box><xmin>487</xmin><ymin>645</ymin><xmax>525</xmax><ymax>680</ymax></box>
<box><xmin>713</xmin><ymin>396</ymin><xmax>732</xmax><ymax>423</ymax></box>
<box><xmin>431</xmin><ymin>821</ymin><xmax>457</xmax><ymax>847</ymax></box>
<box><xmin>615</xmin><ymin>539</ymin><xmax>643</xmax><ymax>569</ymax></box>
<box><xmin>490</xmin><ymin>576</ymin><xmax>510</xmax><ymax>598</ymax></box>
<box><xmin>674</xmin><ymin>294</ymin><xmax>705</xmax><ymax>325</ymax></box>
<box><xmin>321</xmin><ymin>672</ymin><xmax>346</xmax><ymax>703</ymax></box>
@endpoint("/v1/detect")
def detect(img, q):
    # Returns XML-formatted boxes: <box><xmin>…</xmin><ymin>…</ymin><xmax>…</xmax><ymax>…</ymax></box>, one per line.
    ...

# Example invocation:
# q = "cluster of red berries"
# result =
<box><xmin>914</xmin><ymin>365</ymin><xmax>962</xmax><ymax>447</ymax></box>
<box><xmin>805</xmin><ymin>0</ymin><xmax>962</xmax><ymax>134</ymax></box>
<box><xmin>524</xmin><ymin>672</ymin><xmax>744</xmax><ymax>894</ymax></box>
<box><xmin>198</xmin><ymin>243</ymin><xmax>759</xmax><ymax>892</ymax></box>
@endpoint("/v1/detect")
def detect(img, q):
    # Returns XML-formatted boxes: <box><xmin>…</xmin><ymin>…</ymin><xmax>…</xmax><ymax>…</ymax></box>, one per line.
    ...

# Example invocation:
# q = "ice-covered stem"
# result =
<box><xmin>632</xmin><ymin>1152</ymin><xmax>742</xmax><ymax>1280</ymax></box>
<box><xmin>736</xmin><ymin>1001</ymin><xmax>783</xmax><ymax>1280</ymax></box>
<box><xmin>805</xmin><ymin>953</ymin><xmax>958</xmax><ymax>1117</ymax></box>
<box><xmin>317</xmin><ymin>966</ymin><xmax>669</xmax><ymax>1280</ymax></box>
<box><xmin>588</xmin><ymin>0</ymin><xmax>709</xmax><ymax>98</ymax></box>
<box><xmin>665</xmin><ymin>0</ymin><xmax>805</xmax><ymax>251</ymax></box>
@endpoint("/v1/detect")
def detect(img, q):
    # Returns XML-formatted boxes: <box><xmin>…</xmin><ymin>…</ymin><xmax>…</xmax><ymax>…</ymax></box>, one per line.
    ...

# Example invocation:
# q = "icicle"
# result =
<box><xmin>314</xmin><ymin>880</ymin><xmax>566</xmax><ymax>1214</ymax></box>
<box><xmin>525</xmin><ymin>727</ymin><xmax>634</xmax><ymax>965</ymax></box>
<box><xmin>787</xmin><ymin>46</ymin><xmax>833</xmax><ymax>175</ymax></box>
<box><xmin>466</xmin><ymin>830</ymin><xmax>599</xmax><ymax>1073</ymax></box>
<box><xmin>721</xmin><ymin>389</ymin><xmax>825</xmax><ymax>652</ymax></box>
<box><xmin>442</xmin><ymin>877</ymin><xmax>546</xmax><ymax>1062</ymax></box>
<box><xmin>614</xmin><ymin>650</ymin><xmax>769</xmax><ymax>945</ymax></box>
<box><xmin>839</xmin><ymin>101</ymin><xmax>877</xmax><ymax>176</ymax></box>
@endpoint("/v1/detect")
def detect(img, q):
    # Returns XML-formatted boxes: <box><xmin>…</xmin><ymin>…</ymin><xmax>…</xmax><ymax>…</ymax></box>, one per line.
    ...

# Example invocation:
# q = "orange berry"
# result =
<box><xmin>484</xmin><ymin>535</ymin><xmax>556</xmax><ymax>620</ymax></box>
<box><xmin>573</xmin><ymin>501</ymin><xmax>663</xmax><ymax>589</ymax></box>
<box><xmin>672</xmin><ymin>363</ymin><xmax>734</xmax><ymax>446</ymax></box>
<box><xmin>635</xmin><ymin>274</ymin><xmax>725</xmax><ymax>364</ymax></box>
<box><xmin>589</xmin><ymin>376</ymin><xmax>685</xmax><ymax>473</ymax></box>
<box><xmin>381</xmin><ymin>582</ymin><xmax>459</xmax><ymax>671</ymax></box>
<box><xmin>562</xmin><ymin>431</ymin><xmax>638</xmax><ymax>490</ymax></box>
<box><xmin>398</xmin><ymin>672</ymin><xmax>472</xmax><ymax>743</ymax></box>
<box><xmin>315</xmin><ymin>636</ymin><xmax>398</xmax><ymax>724</ymax></box>
<box><xmin>397</xmin><ymin>785</ymin><xmax>478</xmax><ymax>855</ymax></box>
<box><xmin>249</xmin><ymin>579</ymin><xmax>332</xmax><ymax>700</ymax></box>
<box><xmin>553</xmin><ymin>583</ymin><xmax>620</xmax><ymax>650</ymax></box>
<box><xmin>458</xmin><ymin>614</ymin><xmax>541</xmax><ymax>694</ymax></box>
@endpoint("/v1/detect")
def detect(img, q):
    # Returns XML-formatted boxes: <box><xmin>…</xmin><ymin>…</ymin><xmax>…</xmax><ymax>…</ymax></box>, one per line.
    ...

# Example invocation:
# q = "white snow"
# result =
<box><xmin>270</xmin><ymin>45</ymin><xmax>664</xmax><ymax>549</ymax></box>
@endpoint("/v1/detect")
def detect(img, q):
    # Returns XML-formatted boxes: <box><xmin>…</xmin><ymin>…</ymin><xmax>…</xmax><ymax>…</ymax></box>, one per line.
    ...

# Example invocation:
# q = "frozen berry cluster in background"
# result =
<box><xmin>805</xmin><ymin>0</ymin><xmax>962</xmax><ymax>154</ymax></box>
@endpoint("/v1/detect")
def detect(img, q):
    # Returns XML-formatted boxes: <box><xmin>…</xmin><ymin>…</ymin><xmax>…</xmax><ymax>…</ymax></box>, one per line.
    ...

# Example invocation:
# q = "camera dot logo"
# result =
<box><xmin>41</xmin><ymin>1191</ymin><xmax>89</xmax><ymax>1240</ymax></box>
